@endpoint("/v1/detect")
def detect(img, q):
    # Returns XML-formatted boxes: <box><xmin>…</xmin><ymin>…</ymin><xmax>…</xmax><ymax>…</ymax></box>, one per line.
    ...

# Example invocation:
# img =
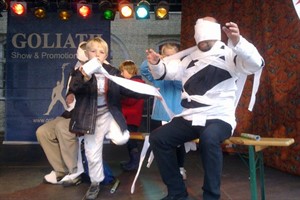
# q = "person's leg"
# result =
<box><xmin>36</xmin><ymin>116</ymin><xmax>68</xmax><ymax>178</ymax></box>
<box><xmin>83</xmin><ymin>115</ymin><xmax>106</xmax><ymax>200</ymax></box>
<box><xmin>84</xmin><ymin>107</ymin><xmax>121</xmax><ymax>200</ymax></box>
<box><xmin>176</xmin><ymin>145</ymin><xmax>185</xmax><ymax>168</ymax></box>
<box><xmin>126</xmin><ymin>125</ymin><xmax>139</xmax><ymax>150</ymax></box>
<box><xmin>176</xmin><ymin>145</ymin><xmax>187</xmax><ymax>180</ymax></box>
<box><xmin>55</xmin><ymin>118</ymin><xmax>78</xmax><ymax>174</ymax></box>
<box><xmin>162</xmin><ymin>120</ymin><xmax>187</xmax><ymax>180</ymax></box>
<box><xmin>121</xmin><ymin>125</ymin><xmax>140</xmax><ymax>171</ymax></box>
<box><xmin>150</xmin><ymin>117</ymin><xmax>198</xmax><ymax>198</ymax></box>
<box><xmin>84</xmin><ymin>111</ymin><xmax>107</xmax><ymax>184</ymax></box>
<box><xmin>61</xmin><ymin>136</ymin><xmax>85</xmax><ymax>187</ymax></box>
<box><xmin>199</xmin><ymin>119</ymin><xmax>232</xmax><ymax>200</ymax></box>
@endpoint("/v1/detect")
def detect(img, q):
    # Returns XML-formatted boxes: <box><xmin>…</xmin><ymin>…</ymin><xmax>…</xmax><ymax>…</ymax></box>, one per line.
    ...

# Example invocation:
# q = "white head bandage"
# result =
<box><xmin>77</xmin><ymin>41</ymin><xmax>88</xmax><ymax>62</ymax></box>
<box><xmin>194</xmin><ymin>18</ymin><xmax>221</xmax><ymax>44</ymax></box>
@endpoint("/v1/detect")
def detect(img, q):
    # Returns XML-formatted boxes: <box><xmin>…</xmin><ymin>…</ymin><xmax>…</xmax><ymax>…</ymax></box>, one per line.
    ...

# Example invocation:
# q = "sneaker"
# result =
<box><xmin>161</xmin><ymin>192</ymin><xmax>189</xmax><ymax>200</ymax></box>
<box><xmin>43</xmin><ymin>171</ymin><xmax>65</xmax><ymax>184</ymax></box>
<box><xmin>62</xmin><ymin>176</ymin><xmax>82</xmax><ymax>187</ymax></box>
<box><xmin>85</xmin><ymin>182</ymin><xmax>100</xmax><ymax>200</ymax></box>
<box><xmin>180</xmin><ymin>167</ymin><xmax>187</xmax><ymax>180</ymax></box>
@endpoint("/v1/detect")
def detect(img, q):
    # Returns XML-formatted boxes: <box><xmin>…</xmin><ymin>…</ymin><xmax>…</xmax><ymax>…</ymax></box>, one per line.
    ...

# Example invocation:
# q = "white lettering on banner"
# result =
<box><xmin>32</xmin><ymin>118</ymin><xmax>54</xmax><ymax>123</ymax></box>
<box><xmin>40</xmin><ymin>52</ymin><xmax>76</xmax><ymax>59</ymax></box>
<box><xmin>11</xmin><ymin>33</ymin><xmax>103</xmax><ymax>49</ymax></box>
<box><xmin>11</xmin><ymin>52</ymin><xmax>33</xmax><ymax>59</ymax></box>
<box><xmin>10</xmin><ymin>52</ymin><xmax>76</xmax><ymax>60</ymax></box>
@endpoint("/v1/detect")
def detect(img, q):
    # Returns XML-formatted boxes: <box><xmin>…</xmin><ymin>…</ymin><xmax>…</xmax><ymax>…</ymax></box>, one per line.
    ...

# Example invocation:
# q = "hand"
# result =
<box><xmin>222</xmin><ymin>22</ymin><xmax>240</xmax><ymax>46</ymax></box>
<box><xmin>79</xmin><ymin>66</ymin><xmax>91</xmax><ymax>81</ymax></box>
<box><xmin>65</xmin><ymin>93</ymin><xmax>75</xmax><ymax>107</ymax></box>
<box><xmin>146</xmin><ymin>49</ymin><xmax>161</xmax><ymax>65</ymax></box>
<box><xmin>62</xmin><ymin>63</ymin><xmax>69</xmax><ymax>70</ymax></box>
<box><xmin>155</xmin><ymin>95</ymin><xmax>162</xmax><ymax>101</ymax></box>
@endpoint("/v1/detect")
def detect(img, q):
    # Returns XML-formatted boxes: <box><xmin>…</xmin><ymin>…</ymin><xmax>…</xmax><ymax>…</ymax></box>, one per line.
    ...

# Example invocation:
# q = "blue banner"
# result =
<box><xmin>5</xmin><ymin>13</ymin><xmax>110</xmax><ymax>143</ymax></box>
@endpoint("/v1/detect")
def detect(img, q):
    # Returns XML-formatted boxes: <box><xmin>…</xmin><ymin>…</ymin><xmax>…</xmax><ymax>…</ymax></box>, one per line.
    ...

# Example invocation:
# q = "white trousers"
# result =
<box><xmin>84</xmin><ymin>106</ymin><xmax>129</xmax><ymax>183</ymax></box>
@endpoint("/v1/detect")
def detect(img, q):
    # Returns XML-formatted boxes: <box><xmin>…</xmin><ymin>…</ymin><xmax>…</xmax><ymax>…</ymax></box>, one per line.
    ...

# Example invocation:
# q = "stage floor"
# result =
<box><xmin>0</xmin><ymin>139</ymin><xmax>299</xmax><ymax>200</ymax></box>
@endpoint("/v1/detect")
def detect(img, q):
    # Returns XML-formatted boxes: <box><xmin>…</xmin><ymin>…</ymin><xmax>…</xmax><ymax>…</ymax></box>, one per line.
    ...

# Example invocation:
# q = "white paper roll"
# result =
<box><xmin>82</xmin><ymin>57</ymin><xmax>102</xmax><ymax>77</ymax></box>
<box><xmin>241</xmin><ymin>133</ymin><xmax>261</xmax><ymax>141</ymax></box>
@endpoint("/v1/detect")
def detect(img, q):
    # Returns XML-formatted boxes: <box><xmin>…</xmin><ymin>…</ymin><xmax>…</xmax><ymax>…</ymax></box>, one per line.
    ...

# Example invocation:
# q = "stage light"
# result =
<box><xmin>10</xmin><ymin>1</ymin><xmax>27</xmax><ymax>16</ymax></box>
<box><xmin>77</xmin><ymin>1</ymin><xmax>92</xmax><ymax>18</ymax></box>
<box><xmin>119</xmin><ymin>0</ymin><xmax>134</xmax><ymax>19</ymax></box>
<box><xmin>33</xmin><ymin>0</ymin><xmax>49</xmax><ymax>19</ymax></box>
<box><xmin>34</xmin><ymin>7</ymin><xmax>46</xmax><ymax>19</ymax></box>
<box><xmin>59</xmin><ymin>10</ymin><xmax>71</xmax><ymax>20</ymax></box>
<box><xmin>155</xmin><ymin>1</ymin><xmax>169</xmax><ymax>20</ymax></box>
<box><xmin>135</xmin><ymin>0</ymin><xmax>150</xmax><ymax>20</ymax></box>
<box><xmin>98</xmin><ymin>0</ymin><xmax>115</xmax><ymax>20</ymax></box>
<box><xmin>58</xmin><ymin>0</ymin><xmax>72</xmax><ymax>21</ymax></box>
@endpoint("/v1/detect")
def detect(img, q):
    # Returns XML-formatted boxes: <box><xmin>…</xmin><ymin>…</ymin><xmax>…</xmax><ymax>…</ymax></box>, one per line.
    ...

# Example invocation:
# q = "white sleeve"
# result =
<box><xmin>228</xmin><ymin>36</ymin><xmax>265</xmax><ymax>75</ymax></box>
<box><xmin>148</xmin><ymin>60</ymin><xmax>165</xmax><ymax>80</ymax></box>
<box><xmin>148</xmin><ymin>46</ymin><xmax>198</xmax><ymax>81</ymax></box>
<box><xmin>148</xmin><ymin>58</ymin><xmax>183</xmax><ymax>81</ymax></box>
<box><xmin>229</xmin><ymin>36</ymin><xmax>265</xmax><ymax>112</ymax></box>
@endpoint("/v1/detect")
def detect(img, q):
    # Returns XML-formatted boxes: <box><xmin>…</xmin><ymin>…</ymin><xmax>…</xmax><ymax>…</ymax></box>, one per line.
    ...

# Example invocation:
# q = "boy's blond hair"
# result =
<box><xmin>161</xmin><ymin>43</ymin><xmax>179</xmax><ymax>56</ymax></box>
<box><xmin>86</xmin><ymin>36</ymin><xmax>109</xmax><ymax>55</ymax></box>
<box><xmin>119</xmin><ymin>60</ymin><xmax>138</xmax><ymax>76</ymax></box>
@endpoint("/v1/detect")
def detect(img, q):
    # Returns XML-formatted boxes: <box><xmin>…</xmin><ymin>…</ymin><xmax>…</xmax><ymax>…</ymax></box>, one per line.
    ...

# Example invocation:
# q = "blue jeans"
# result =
<box><xmin>149</xmin><ymin>117</ymin><xmax>232</xmax><ymax>199</ymax></box>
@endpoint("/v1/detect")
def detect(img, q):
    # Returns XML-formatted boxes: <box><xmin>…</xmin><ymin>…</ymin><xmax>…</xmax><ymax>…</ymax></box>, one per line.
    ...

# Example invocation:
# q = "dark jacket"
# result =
<box><xmin>68</xmin><ymin>63</ymin><xmax>147</xmax><ymax>135</ymax></box>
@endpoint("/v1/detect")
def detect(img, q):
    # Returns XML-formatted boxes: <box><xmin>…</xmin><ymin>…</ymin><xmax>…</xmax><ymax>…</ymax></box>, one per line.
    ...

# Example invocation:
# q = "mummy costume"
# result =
<box><xmin>148</xmin><ymin>18</ymin><xmax>264</xmax><ymax>200</ymax></box>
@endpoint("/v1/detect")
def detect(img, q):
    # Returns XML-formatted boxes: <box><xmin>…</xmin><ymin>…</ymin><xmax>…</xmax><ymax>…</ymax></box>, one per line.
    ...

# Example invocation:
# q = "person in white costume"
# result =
<box><xmin>146</xmin><ymin>16</ymin><xmax>264</xmax><ymax>200</ymax></box>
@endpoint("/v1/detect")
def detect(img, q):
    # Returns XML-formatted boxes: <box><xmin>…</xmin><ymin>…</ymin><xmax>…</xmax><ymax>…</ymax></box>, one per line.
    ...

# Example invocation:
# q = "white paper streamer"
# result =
<box><xmin>130</xmin><ymin>135</ymin><xmax>150</xmax><ymax>194</ymax></box>
<box><xmin>293</xmin><ymin>0</ymin><xmax>300</xmax><ymax>19</ymax></box>
<box><xmin>82</xmin><ymin>58</ymin><xmax>175</xmax><ymax>119</ymax></box>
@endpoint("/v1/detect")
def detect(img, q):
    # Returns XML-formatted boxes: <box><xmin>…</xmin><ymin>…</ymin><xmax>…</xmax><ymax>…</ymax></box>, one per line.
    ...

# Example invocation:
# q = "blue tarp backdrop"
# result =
<box><xmin>5</xmin><ymin>13</ymin><xmax>110</xmax><ymax>143</ymax></box>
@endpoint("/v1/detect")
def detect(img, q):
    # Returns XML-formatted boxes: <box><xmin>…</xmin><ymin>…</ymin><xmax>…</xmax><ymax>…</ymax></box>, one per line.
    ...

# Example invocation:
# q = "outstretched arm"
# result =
<box><xmin>222</xmin><ymin>22</ymin><xmax>240</xmax><ymax>47</ymax></box>
<box><xmin>223</xmin><ymin>22</ymin><xmax>264</xmax><ymax>74</ymax></box>
<box><xmin>146</xmin><ymin>49</ymin><xmax>161</xmax><ymax>65</ymax></box>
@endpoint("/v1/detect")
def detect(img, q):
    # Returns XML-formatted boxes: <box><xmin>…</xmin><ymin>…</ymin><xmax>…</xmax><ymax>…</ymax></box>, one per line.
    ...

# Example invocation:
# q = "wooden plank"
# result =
<box><xmin>130</xmin><ymin>132</ymin><xmax>148</xmax><ymax>140</ymax></box>
<box><xmin>130</xmin><ymin>132</ymin><xmax>295</xmax><ymax>147</ymax></box>
<box><xmin>228</xmin><ymin>136</ymin><xmax>294</xmax><ymax>147</ymax></box>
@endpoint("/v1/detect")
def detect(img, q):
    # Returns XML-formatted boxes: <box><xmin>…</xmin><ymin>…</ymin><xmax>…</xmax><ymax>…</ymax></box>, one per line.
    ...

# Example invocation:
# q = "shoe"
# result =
<box><xmin>121</xmin><ymin>148</ymin><xmax>140</xmax><ymax>171</ymax></box>
<box><xmin>85</xmin><ymin>182</ymin><xmax>100</xmax><ymax>200</ymax></box>
<box><xmin>121</xmin><ymin>161</ymin><xmax>139</xmax><ymax>171</ymax></box>
<box><xmin>62</xmin><ymin>176</ymin><xmax>82</xmax><ymax>187</ymax></box>
<box><xmin>180</xmin><ymin>167</ymin><xmax>187</xmax><ymax>180</ymax></box>
<box><xmin>161</xmin><ymin>192</ymin><xmax>189</xmax><ymax>200</ymax></box>
<box><xmin>43</xmin><ymin>171</ymin><xmax>65</xmax><ymax>184</ymax></box>
<box><xmin>120</xmin><ymin>160</ymin><xmax>129</xmax><ymax>167</ymax></box>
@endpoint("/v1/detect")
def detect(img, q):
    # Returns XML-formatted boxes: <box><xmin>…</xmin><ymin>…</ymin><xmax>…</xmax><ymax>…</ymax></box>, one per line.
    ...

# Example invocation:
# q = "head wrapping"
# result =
<box><xmin>194</xmin><ymin>18</ymin><xmax>221</xmax><ymax>44</ymax></box>
<box><xmin>77</xmin><ymin>41</ymin><xmax>88</xmax><ymax>62</ymax></box>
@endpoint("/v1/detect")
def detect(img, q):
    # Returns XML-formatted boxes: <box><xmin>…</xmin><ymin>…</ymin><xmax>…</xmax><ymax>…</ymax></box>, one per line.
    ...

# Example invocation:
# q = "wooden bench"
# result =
<box><xmin>130</xmin><ymin>132</ymin><xmax>294</xmax><ymax>200</ymax></box>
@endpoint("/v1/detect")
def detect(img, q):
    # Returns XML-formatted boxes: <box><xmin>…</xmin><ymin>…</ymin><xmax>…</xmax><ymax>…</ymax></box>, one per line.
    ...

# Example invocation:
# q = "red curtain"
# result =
<box><xmin>181</xmin><ymin>0</ymin><xmax>300</xmax><ymax>175</ymax></box>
